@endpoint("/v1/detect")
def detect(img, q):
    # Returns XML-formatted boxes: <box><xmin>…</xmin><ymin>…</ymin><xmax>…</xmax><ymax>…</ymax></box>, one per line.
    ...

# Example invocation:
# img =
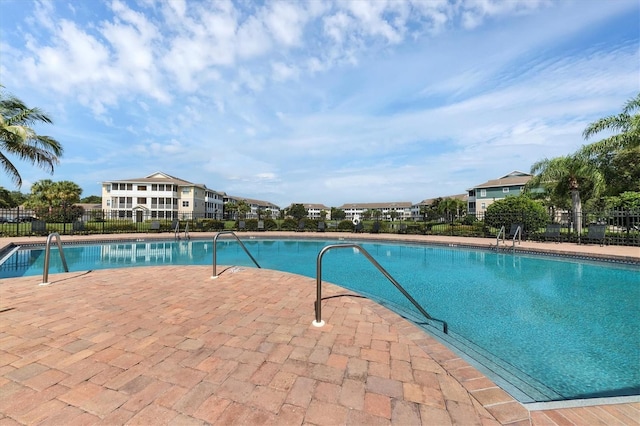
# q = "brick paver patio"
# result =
<box><xmin>1</xmin><ymin>232</ymin><xmax>638</xmax><ymax>425</ymax></box>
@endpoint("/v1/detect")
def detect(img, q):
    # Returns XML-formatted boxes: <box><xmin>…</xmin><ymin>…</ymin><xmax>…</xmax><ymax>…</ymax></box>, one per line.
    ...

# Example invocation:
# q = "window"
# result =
<box><xmin>106</xmin><ymin>184</ymin><xmax>111</xmax><ymax>192</ymax></box>
<box><xmin>106</xmin><ymin>200</ymin><xmax>111</xmax><ymax>206</ymax></box>
<box><xmin>126</xmin><ymin>184</ymin><xmax>132</xmax><ymax>190</ymax></box>
<box><xmin>182</xmin><ymin>188</ymin><xmax>190</xmax><ymax>194</ymax></box>
<box><xmin>138</xmin><ymin>185</ymin><xmax>147</xmax><ymax>191</ymax></box>
<box><xmin>481</xmin><ymin>203</ymin><xmax>486</xmax><ymax>209</ymax></box>
<box><xmin>182</xmin><ymin>201</ymin><xmax>189</xmax><ymax>207</ymax></box>
<box><xmin>152</xmin><ymin>184</ymin><xmax>157</xmax><ymax>191</ymax></box>
<box><xmin>138</xmin><ymin>198</ymin><xmax>147</xmax><ymax>204</ymax></box>
<box><xmin>503</xmin><ymin>187</ymin><xmax>509</xmax><ymax>193</ymax></box>
<box><xmin>480</xmin><ymin>189</ymin><xmax>486</xmax><ymax>197</ymax></box>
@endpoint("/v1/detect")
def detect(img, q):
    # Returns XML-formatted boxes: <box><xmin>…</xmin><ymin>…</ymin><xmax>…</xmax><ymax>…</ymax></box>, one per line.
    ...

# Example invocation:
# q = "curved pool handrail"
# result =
<box><xmin>42</xmin><ymin>232</ymin><xmax>69</xmax><ymax>285</ymax></box>
<box><xmin>313</xmin><ymin>243</ymin><xmax>448</xmax><ymax>334</ymax></box>
<box><xmin>496</xmin><ymin>225</ymin><xmax>505</xmax><ymax>247</ymax></box>
<box><xmin>211</xmin><ymin>231</ymin><xmax>261</xmax><ymax>279</ymax></box>
<box><xmin>512</xmin><ymin>225</ymin><xmax>522</xmax><ymax>249</ymax></box>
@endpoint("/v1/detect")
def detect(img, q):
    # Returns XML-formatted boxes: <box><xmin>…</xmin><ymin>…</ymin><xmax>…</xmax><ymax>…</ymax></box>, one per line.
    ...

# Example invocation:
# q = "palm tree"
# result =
<box><xmin>529</xmin><ymin>155</ymin><xmax>605</xmax><ymax>235</ymax></box>
<box><xmin>0</xmin><ymin>87</ymin><xmax>63</xmax><ymax>188</ymax></box>
<box><xmin>581</xmin><ymin>92</ymin><xmax>640</xmax><ymax>156</ymax></box>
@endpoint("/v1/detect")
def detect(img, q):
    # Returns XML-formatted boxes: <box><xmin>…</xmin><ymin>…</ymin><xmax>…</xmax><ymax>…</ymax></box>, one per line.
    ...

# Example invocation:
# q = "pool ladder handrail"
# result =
<box><xmin>41</xmin><ymin>233</ymin><xmax>69</xmax><ymax>285</ymax></box>
<box><xmin>496</xmin><ymin>225</ymin><xmax>505</xmax><ymax>247</ymax></box>
<box><xmin>512</xmin><ymin>225</ymin><xmax>522</xmax><ymax>250</ymax></box>
<box><xmin>313</xmin><ymin>243</ymin><xmax>448</xmax><ymax>334</ymax></box>
<box><xmin>211</xmin><ymin>231</ymin><xmax>261</xmax><ymax>279</ymax></box>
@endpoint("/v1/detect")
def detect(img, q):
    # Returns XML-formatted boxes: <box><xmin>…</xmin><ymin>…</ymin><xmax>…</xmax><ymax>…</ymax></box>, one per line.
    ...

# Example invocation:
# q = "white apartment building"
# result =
<box><xmin>101</xmin><ymin>172</ymin><xmax>225</xmax><ymax>221</ymax></box>
<box><xmin>288</xmin><ymin>203</ymin><xmax>331</xmax><ymax>220</ymax></box>
<box><xmin>338</xmin><ymin>202</ymin><xmax>413</xmax><ymax>221</ymax></box>
<box><xmin>412</xmin><ymin>194</ymin><xmax>468</xmax><ymax>221</ymax></box>
<box><xmin>223</xmin><ymin>195</ymin><xmax>281</xmax><ymax>220</ymax></box>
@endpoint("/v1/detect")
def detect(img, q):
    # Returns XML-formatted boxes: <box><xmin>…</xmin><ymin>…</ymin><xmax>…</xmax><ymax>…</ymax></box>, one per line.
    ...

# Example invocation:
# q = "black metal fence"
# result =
<box><xmin>1</xmin><ymin>207</ymin><xmax>638</xmax><ymax>247</ymax></box>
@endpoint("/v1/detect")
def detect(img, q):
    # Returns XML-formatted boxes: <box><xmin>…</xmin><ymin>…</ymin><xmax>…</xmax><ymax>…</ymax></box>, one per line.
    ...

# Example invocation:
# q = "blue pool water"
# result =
<box><xmin>2</xmin><ymin>238</ymin><xmax>639</xmax><ymax>403</ymax></box>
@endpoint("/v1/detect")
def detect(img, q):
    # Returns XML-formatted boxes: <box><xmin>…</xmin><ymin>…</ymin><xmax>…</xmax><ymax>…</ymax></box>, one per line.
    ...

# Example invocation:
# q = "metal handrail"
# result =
<box><xmin>184</xmin><ymin>222</ymin><xmax>190</xmax><ymax>240</ymax></box>
<box><xmin>512</xmin><ymin>225</ymin><xmax>522</xmax><ymax>249</ymax></box>
<box><xmin>313</xmin><ymin>243</ymin><xmax>448</xmax><ymax>334</ymax></box>
<box><xmin>211</xmin><ymin>231</ymin><xmax>261</xmax><ymax>279</ymax></box>
<box><xmin>496</xmin><ymin>225</ymin><xmax>505</xmax><ymax>246</ymax></box>
<box><xmin>174</xmin><ymin>221</ymin><xmax>180</xmax><ymax>239</ymax></box>
<box><xmin>41</xmin><ymin>233</ymin><xmax>69</xmax><ymax>285</ymax></box>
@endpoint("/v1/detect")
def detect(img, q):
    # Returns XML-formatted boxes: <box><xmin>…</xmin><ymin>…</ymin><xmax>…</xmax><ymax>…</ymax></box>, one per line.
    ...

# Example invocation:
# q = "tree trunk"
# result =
<box><xmin>571</xmin><ymin>189</ymin><xmax>582</xmax><ymax>236</ymax></box>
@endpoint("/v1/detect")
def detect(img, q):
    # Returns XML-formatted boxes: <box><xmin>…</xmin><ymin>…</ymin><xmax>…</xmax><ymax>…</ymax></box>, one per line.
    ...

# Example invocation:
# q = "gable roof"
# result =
<box><xmin>109</xmin><ymin>171</ymin><xmax>195</xmax><ymax>186</ymax></box>
<box><xmin>470</xmin><ymin>171</ymin><xmax>532</xmax><ymax>190</ymax></box>
<box><xmin>418</xmin><ymin>193</ymin><xmax>468</xmax><ymax>205</ymax></box>
<box><xmin>338</xmin><ymin>202</ymin><xmax>413</xmax><ymax>209</ymax></box>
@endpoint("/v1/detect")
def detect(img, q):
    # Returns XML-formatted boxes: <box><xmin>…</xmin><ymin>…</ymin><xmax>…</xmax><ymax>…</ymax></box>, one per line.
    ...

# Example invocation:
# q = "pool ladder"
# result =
<box><xmin>41</xmin><ymin>233</ymin><xmax>69</xmax><ymax>285</ymax></box>
<box><xmin>313</xmin><ymin>244</ymin><xmax>448</xmax><ymax>334</ymax></box>
<box><xmin>211</xmin><ymin>231</ymin><xmax>261</xmax><ymax>278</ymax></box>
<box><xmin>495</xmin><ymin>225</ymin><xmax>521</xmax><ymax>252</ymax></box>
<box><xmin>174</xmin><ymin>221</ymin><xmax>190</xmax><ymax>240</ymax></box>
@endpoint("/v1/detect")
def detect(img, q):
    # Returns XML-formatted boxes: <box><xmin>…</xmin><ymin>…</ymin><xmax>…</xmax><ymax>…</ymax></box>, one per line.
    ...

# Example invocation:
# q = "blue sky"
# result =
<box><xmin>0</xmin><ymin>0</ymin><xmax>638</xmax><ymax>208</ymax></box>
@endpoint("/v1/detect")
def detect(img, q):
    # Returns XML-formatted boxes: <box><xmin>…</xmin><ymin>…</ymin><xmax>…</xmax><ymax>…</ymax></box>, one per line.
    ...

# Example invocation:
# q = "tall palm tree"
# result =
<box><xmin>581</xmin><ymin>92</ymin><xmax>640</xmax><ymax>156</ymax></box>
<box><xmin>0</xmin><ymin>87</ymin><xmax>63</xmax><ymax>188</ymax></box>
<box><xmin>529</xmin><ymin>155</ymin><xmax>605</xmax><ymax>235</ymax></box>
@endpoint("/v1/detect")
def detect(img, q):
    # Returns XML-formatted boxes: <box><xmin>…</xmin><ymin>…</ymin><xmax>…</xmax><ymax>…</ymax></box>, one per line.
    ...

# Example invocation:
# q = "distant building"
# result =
<box><xmin>467</xmin><ymin>171</ymin><xmax>532</xmax><ymax>217</ymax></box>
<box><xmin>224</xmin><ymin>195</ymin><xmax>281</xmax><ymax>220</ymax></box>
<box><xmin>338</xmin><ymin>202</ymin><xmax>412</xmax><ymax>221</ymax></box>
<box><xmin>412</xmin><ymin>194</ymin><xmax>468</xmax><ymax>221</ymax></box>
<box><xmin>101</xmin><ymin>172</ymin><xmax>225</xmax><ymax>221</ymax></box>
<box><xmin>291</xmin><ymin>203</ymin><xmax>331</xmax><ymax>220</ymax></box>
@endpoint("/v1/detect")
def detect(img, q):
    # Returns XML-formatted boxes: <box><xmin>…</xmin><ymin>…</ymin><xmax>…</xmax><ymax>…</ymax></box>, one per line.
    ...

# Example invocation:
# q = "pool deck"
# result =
<box><xmin>1</xmin><ymin>232</ymin><xmax>639</xmax><ymax>425</ymax></box>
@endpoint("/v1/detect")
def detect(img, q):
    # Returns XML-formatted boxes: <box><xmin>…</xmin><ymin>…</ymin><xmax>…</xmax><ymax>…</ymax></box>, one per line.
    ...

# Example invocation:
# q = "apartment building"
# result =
<box><xmin>412</xmin><ymin>194</ymin><xmax>468</xmax><ymax>220</ymax></box>
<box><xmin>338</xmin><ymin>202</ymin><xmax>413</xmax><ymax>221</ymax></box>
<box><xmin>223</xmin><ymin>195</ymin><xmax>281</xmax><ymax>220</ymax></box>
<box><xmin>283</xmin><ymin>203</ymin><xmax>331</xmax><ymax>220</ymax></box>
<box><xmin>467</xmin><ymin>171</ymin><xmax>532</xmax><ymax>217</ymax></box>
<box><xmin>101</xmin><ymin>172</ymin><xmax>225</xmax><ymax>221</ymax></box>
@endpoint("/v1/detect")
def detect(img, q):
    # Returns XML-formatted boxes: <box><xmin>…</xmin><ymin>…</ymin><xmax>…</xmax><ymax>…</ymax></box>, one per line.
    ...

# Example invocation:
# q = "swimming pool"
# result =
<box><xmin>1</xmin><ymin>237</ymin><xmax>638</xmax><ymax>404</ymax></box>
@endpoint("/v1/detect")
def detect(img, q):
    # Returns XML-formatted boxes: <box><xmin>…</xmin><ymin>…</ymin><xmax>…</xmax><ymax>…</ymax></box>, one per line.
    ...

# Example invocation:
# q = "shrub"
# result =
<box><xmin>337</xmin><ymin>220</ymin><xmax>355</xmax><ymax>231</ymax></box>
<box><xmin>484</xmin><ymin>195</ymin><xmax>548</xmax><ymax>234</ymax></box>
<box><xmin>280</xmin><ymin>218</ymin><xmax>298</xmax><ymax>230</ymax></box>
<box><xmin>462</xmin><ymin>215</ymin><xmax>477</xmax><ymax>225</ymax></box>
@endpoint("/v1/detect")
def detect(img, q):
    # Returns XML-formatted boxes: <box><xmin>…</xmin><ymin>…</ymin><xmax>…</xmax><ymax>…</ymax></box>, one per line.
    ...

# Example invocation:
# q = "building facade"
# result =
<box><xmin>467</xmin><ymin>171</ymin><xmax>532</xmax><ymax>217</ymax></box>
<box><xmin>412</xmin><ymin>194</ymin><xmax>468</xmax><ymax>221</ymax></box>
<box><xmin>223</xmin><ymin>195</ymin><xmax>281</xmax><ymax>220</ymax></box>
<box><xmin>338</xmin><ymin>202</ymin><xmax>413</xmax><ymax>221</ymax></box>
<box><xmin>101</xmin><ymin>172</ymin><xmax>225</xmax><ymax>221</ymax></box>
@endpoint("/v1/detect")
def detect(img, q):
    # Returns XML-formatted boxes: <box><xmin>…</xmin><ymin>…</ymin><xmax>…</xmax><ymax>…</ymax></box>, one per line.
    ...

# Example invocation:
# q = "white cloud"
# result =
<box><xmin>0</xmin><ymin>0</ymin><xmax>636</xmax><ymax>207</ymax></box>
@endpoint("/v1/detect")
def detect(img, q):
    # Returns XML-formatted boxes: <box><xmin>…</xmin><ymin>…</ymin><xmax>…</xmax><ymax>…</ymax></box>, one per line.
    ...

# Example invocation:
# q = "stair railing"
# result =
<box><xmin>211</xmin><ymin>231</ymin><xmax>261</xmax><ymax>279</ymax></box>
<box><xmin>41</xmin><ymin>233</ymin><xmax>69</xmax><ymax>285</ymax></box>
<box><xmin>313</xmin><ymin>243</ymin><xmax>448</xmax><ymax>334</ymax></box>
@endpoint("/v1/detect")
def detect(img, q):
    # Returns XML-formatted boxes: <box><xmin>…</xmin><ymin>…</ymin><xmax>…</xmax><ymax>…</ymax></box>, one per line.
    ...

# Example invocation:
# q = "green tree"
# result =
<box><xmin>581</xmin><ymin>92</ymin><xmax>640</xmax><ymax>157</ymax></box>
<box><xmin>529</xmin><ymin>155</ymin><xmax>605</xmax><ymax>234</ymax></box>
<box><xmin>224</xmin><ymin>201</ymin><xmax>238</xmax><ymax>220</ymax></box>
<box><xmin>330</xmin><ymin>207</ymin><xmax>345</xmax><ymax>221</ymax></box>
<box><xmin>236</xmin><ymin>200</ymin><xmax>250</xmax><ymax>219</ymax></box>
<box><xmin>438</xmin><ymin>197</ymin><xmax>466</xmax><ymax>222</ymax></box>
<box><xmin>0</xmin><ymin>86</ymin><xmax>63</xmax><ymax>187</ymax></box>
<box><xmin>0</xmin><ymin>188</ymin><xmax>26</xmax><ymax>207</ymax></box>
<box><xmin>25</xmin><ymin>179</ymin><xmax>83</xmax><ymax>222</ymax></box>
<box><xmin>0</xmin><ymin>187</ymin><xmax>11</xmax><ymax>208</ymax></box>
<box><xmin>287</xmin><ymin>203</ymin><xmax>307</xmax><ymax>221</ymax></box>
<box><xmin>80</xmin><ymin>195</ymin><xmax>102</xmax><ymax>203</ymax></box>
